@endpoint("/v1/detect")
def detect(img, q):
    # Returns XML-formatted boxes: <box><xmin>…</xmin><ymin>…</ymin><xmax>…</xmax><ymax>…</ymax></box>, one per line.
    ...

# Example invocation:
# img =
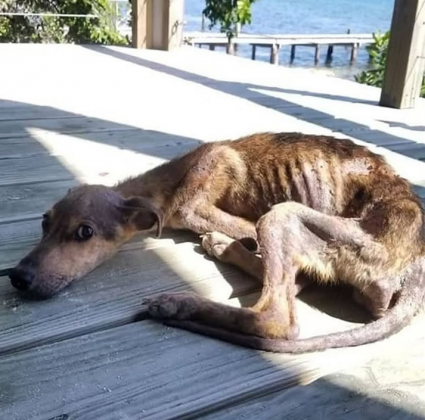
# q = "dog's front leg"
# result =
<box><xmin>174</xmin><ymin>203</ymin><xmax>257</xmax><ymax>240</ymax></box>
<box><xmin>201</xmin><ymin>231</ymin><xmax>313</xmax><ymax>294</ymax></box>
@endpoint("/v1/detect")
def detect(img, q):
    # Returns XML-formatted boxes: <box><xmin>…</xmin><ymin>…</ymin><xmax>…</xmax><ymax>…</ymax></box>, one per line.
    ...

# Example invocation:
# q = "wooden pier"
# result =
<box><xmin>183</xmin><ymin>32</ymin><xmax>375</xmax><ymax>65</ymax></box>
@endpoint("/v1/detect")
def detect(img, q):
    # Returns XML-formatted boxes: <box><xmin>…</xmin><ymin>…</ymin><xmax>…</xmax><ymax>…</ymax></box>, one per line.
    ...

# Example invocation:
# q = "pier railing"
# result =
<box><xmin>183</xmin><ymin>32</ymin><xmax>375</xmax><ymax>65</ymax></box>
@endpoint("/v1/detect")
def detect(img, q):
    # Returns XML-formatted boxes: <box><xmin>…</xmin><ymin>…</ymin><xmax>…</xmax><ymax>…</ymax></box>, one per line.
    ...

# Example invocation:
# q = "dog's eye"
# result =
<box><xmin>76</xmin><ymin>225</ymin><xmax>94</xmax><ymax>241</ymax></box>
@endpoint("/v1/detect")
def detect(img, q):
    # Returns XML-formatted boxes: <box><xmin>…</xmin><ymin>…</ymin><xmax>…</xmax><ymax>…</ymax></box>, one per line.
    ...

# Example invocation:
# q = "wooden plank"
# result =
<box><xmin>0</xmin><ymin>130</ymin><xmax>202</xmax><ymax>186</ymax></box>
<box><xmin>0</xmin><ymin>116</ymin><xmax>139</xmax><ymax>139</ymax></box>
<box><xmin>335</xmin><ymin>128</ymin><xmax>412</xmax><ymax>147</ymax></box>
<box><xmin>0</xmin><ymin>129</ymin><xmax>202</xmax><ymax>159</ymax></box>
<box><xmin>380</xmin><ymin>0</ymin><xmax>425</xmax><ymax>109</ymax></box>
<box><xmin>0</xmin><ymin>154</ymin><xmax>75</xmax><ymax>186</ymax></box>
<box><xmin>199</xmin><ymin>346</ymin><xmax>425</xmax><ymax>420</ymax></box>
<box><xmin>0</xmin><ymin>179</ymin><xmax>77</xmax><ymax>223</ymax></box>
<box><xmin>0</xmin><ymin>242</ymin><xmax>258</xmax><ymax>355</ymax></box>
<box><xmin>1</xmin><ymin>310</ymin><xmax>423</xmax><ymax>420</ymax></box>
<box><xmin>0</xmin><ymin>105</ymin><xmax>82</xmax><ymax>122</ymax></box>
<box><xmin>0</xmin><ymin>321</ymin><xmax>321</xmax><ymax>420</ymax></box>
<box><xmin>386</xmin><ymin>143</ymin><xmax>425</xmax><ymax>161</ymax></box>
<box><xmin>0</xmin><ymin>219</ymin><xmax>42</xmax><ymax>274</ymax></box>
<box><xmin>0</xmin><ymin>145</ymin><xmax>195</xmax><ymax>187</ymax></box>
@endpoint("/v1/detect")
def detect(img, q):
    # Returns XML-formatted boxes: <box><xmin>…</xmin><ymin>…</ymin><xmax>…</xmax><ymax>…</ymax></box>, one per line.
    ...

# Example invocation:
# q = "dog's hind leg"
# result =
<box><xmin>144</xmin><ymin>202</ymin><xmax>381</xmax><ymax>340</ymax></box>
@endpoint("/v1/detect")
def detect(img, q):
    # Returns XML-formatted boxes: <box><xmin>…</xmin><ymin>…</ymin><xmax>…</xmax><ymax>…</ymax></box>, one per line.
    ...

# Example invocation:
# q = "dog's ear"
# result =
<box><xmin>67</xmin><ymin>184</ymin><xmax>86</xmax><ymax>195</ymax></box>
<box><xmin>120</xmin><ymin>197</ymin><xmax>163</xmax><ymax>238</ymax></box>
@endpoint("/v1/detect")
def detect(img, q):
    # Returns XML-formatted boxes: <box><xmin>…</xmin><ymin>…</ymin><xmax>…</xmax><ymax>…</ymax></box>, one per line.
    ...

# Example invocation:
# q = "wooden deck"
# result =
<box><xmin>1</xmin><ymin>43</ymin><xmax>425</xmax><ymax>420</ymax></box>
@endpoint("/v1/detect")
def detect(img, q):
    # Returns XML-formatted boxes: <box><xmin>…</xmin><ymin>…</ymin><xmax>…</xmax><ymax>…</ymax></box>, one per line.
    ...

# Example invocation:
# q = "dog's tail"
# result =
<box><xmin>165</xmin><ymin>259</ymin><xmax>425</xmax><ymax>354</ymax></box>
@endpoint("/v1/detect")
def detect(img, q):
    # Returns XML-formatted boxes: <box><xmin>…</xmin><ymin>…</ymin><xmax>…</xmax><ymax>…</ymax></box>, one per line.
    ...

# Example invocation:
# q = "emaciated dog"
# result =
<box><xmin>9</xmin><ymin>132</ymin><xmax>425</xmax><ymax>353</ymax></box>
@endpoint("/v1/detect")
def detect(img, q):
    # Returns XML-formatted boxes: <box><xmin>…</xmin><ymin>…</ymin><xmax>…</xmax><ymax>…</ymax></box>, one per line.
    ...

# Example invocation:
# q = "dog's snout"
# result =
<box><xmin>9</xmin><ymin>266</ymin><xmax>35</xmax><ymax>291</ymax></box>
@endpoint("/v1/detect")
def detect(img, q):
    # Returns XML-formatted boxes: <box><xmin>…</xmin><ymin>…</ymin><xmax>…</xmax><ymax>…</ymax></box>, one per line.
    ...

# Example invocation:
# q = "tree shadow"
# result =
<box><xmin>380</xmin><ymin>120</ymin><xmax>425</xmax><ymax>132</ymax></box>
<box><xmin>0</xmin><ymin>98</ymin><xmax>203</xmax><ymax>163</ymax></box>
<box><xmin>86</xmin><ymin>45</ymin><xmax>425</xmax><ymax>162</ymax></box>
<box><xmin>202</xmin><ymin>372</ymin><xmax>425</xmax><ymax>419</ymax></box>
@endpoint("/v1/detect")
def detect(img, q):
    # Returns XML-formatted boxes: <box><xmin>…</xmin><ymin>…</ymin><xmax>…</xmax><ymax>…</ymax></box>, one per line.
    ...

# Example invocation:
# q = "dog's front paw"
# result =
<box><xmin>201</xmin><ymin>231</ymin><xmax>235</xmax><ymax>261</ymax></box>
<box><xmin>142</xmin><ymin>292</ymin><xmax>200</xmax><ymax>320</ymax></box>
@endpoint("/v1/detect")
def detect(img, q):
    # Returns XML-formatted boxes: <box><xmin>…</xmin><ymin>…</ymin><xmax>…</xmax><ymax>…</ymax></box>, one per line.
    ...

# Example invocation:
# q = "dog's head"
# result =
<box><xmin>9</xmin><ymin>184</ymin><xmax>163</xmax><ymax>298</ymax></box>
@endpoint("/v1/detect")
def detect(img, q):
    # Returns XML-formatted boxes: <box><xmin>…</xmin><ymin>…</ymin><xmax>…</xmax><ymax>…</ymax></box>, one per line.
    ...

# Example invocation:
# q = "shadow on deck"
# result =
<box><xmin>85</xmin><ymin>45</ymin><xmax>425</xmax><ymax>164</ymax></box>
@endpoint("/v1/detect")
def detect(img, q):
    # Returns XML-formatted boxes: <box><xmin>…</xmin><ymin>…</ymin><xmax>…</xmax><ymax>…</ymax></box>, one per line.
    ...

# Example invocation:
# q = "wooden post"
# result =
<box><xmin>226</xmin><ymin>40</ymin><xmax>235</xmax><ymax>55</ymax></box>
<box><xmin>234</xmin><ymin>23</ymin><xmax>241</xmax><ymax>54</ymax></box>
<box><xmin>270</xmin><ymin>44</ymin><xmax>280</xmax><ymax>65</ymax></box>
<box><xmin>132</xmin><ymin>0</ymin><xmax>184</xmax><ymax>51</ymax></box>
<box><xmin>251</xmin><ymin>44</ymin><xmax>257</xmax><ymax>60</ymax></box>
<box><xmin>314</xmin><ymin>45</ymin><xmax>320</xmax><ymax>65</ymax></box>
<box><xmin>326</xmin><ymin>45</ymin><xmax>334</xmax><ymax>62</ymax></box>
<box><xmin>380</xmin><ymin>0</ymin><xmax>425</xmax><ymax>109</ymax></box>
<box><xmin>132</xmin><ymin>0</ymin><xmax>150</xmax><ymax>49</ymax></box>
<box><xmin>350</xmin><ymin>43</ymin><xmax>358</xmax><ymax>63</ymax></box>
<box><xmin>209</xmin><ymin>44</ymin><xmax>215</xmax><ymax>51</ymax></box>
<box><xmin>290</xmin><ymin>45</ymin><xmax>296</xmax><ymax>63</ymax></box>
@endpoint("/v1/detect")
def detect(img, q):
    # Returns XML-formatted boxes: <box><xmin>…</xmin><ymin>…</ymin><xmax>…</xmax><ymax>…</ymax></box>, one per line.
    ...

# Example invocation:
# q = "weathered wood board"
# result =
<box><xmin>0</xmin><ymin>105</ymin><xmax>83</xmax><ymax>122</ymax></box>
<box><xmin>0</xmin><ymin>180</ymin><xmax>77</xmax><ymax>223</ymax></box>
<box><xmin>0</xmin><ymin>243</ymin><xmax>259</xmax><ymax>355</ymax></box>
<box><xmin>1</xmin><ymin>308</ymin><xmax>423</xmax><ymax>420</ymax></box>
<box><xmin>199</xmin><ymin>343</ymin><xmax>425</xmax><ymax>420</ymax></box>
<box><xmin>0</xmin><ymin>129</ymin><xmax>202</xmax><ymax>160</ymax></box>
<box><xmin>0</xmin><ymin>116</ymin><xmax>140</xmax><ymax>139</ymax></box>
<box><xmin>0</xmin><ymin>154</ymin><xmax>75</xmax><ymax>186</ymax></box>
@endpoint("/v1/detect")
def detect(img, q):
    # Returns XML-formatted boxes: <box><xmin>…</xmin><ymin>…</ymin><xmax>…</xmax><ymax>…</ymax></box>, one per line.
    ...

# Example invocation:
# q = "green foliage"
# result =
<box><xmin>203</xmin><ymin>0</ymin><xmax>258</xmax><ymax>40</ymax></box>
<box><xmin>355</xmin><ymin>30</ymin><xmax>424</xmax><ymax>98</ymax></box>
<box><xmin>0</xmin><ymin>0</ymin><xmax>127</xmax><ymax>45</ymax></box>
<box><xmin>354</xmin><ymin>31</ymin><xmax>389</xmax><ymax>87</ymax></box>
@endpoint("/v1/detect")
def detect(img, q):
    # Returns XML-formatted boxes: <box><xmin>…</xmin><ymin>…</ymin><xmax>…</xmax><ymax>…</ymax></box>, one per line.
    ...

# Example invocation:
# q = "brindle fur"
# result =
<box><xmin>10</xmin><ymin>132</ymin><xmax>425</xmax><ymax>353</ymax></box>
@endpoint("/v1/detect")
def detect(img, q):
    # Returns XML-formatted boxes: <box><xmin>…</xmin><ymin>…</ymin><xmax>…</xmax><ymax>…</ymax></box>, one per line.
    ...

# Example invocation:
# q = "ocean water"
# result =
<box><xmin>183</xmin><ymin>0</ymin><xmax>395</xmax><ymax>80</ymax></box>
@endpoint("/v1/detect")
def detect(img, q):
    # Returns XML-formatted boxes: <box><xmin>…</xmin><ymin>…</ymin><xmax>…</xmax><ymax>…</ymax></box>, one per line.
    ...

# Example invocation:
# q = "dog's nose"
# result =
<box><xmin>9</xmin><ymin>266</ymin><xmax>35</xmax><ymax>291</ymax></box>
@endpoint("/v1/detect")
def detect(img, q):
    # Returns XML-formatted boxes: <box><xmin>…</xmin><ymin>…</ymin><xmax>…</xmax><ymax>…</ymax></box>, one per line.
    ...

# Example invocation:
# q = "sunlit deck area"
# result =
<box><xmin>1</xmin><ymin>43</ymin><xmax>425</xmax><ymax>419</ymax></box>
